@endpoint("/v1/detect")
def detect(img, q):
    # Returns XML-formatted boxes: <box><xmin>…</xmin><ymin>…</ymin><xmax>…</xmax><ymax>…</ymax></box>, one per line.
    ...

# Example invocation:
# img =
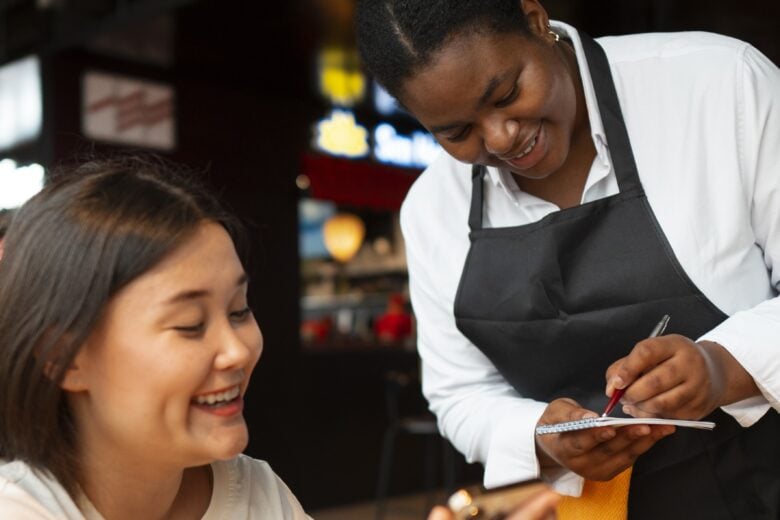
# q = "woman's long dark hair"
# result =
<box><xmin>0</xmin><ymin>155</ymin><xmax>245</xmax><ymax>497</ymax></box>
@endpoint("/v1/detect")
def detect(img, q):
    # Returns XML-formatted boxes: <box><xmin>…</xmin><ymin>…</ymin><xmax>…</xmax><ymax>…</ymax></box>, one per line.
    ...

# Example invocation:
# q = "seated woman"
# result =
<box><xmin>0</xmin><ymin>157</ymin><xmax>309</xmax><ymax>519</ymax></box>
<box><xmin>0</xmin><ymin>156</ymin><xmax>559</xmax><ymax>519</ymax></box>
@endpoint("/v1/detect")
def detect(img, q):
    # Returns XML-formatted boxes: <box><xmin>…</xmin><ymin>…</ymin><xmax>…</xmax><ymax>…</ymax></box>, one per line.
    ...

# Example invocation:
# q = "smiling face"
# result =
<box><xmin>65</xmin><ymin>221</ymin><xmax>262</xmax><ymax>471</ymax></box>
<box><xmin>399</xmin><ymin>23</ymin><xmax>587</xmax><ymax>182</ymax></box>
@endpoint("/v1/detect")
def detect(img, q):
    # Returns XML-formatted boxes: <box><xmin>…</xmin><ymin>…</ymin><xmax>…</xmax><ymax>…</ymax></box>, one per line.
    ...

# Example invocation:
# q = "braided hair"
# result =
<box><xmin>355</xmin><ymin>0</ymin><xmax>530</xmax><ymax>100</ymax></box>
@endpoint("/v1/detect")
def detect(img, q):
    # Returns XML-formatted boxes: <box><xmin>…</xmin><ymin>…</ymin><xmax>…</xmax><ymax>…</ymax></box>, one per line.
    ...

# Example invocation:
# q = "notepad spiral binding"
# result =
<box><xmin>536</xmin><ymin>418</ymin><xmax>601</xmax><ymax>435</ymax></box>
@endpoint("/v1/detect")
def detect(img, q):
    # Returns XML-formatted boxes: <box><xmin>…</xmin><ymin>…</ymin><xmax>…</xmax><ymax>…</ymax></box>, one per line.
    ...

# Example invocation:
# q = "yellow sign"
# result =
<box><xmin>318</xmin><ymin>47</ymin><xmax>365</xmax><ymax>107</ymax></box>
<box><xmin>315</xmin><ymin>110</ymin><xmax>369</xmax><ymax>158</ymax></box>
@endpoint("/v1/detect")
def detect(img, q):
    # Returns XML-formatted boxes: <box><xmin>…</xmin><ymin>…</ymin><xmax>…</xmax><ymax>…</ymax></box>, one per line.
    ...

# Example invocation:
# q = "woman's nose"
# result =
<box><xmin>215</xmin><ymin>324</ymin><xmax>261</xmax><ymax>370</ymax></box>
<box><xmin>483</xmin><ymin>116</ymin><xmax>519</xmax><ymax>157</ymax></box>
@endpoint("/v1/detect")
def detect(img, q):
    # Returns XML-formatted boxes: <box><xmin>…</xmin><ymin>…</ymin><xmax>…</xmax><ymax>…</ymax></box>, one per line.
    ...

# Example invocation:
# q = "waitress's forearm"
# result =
<box><xmin>535</xmin><ymin>441</ymin><xmax>560</xmax><ymax>472</ymax></box>
<box><xmin>698</xmin><ymin>340</ymin><xmax>761</xmax><ymax>406</ymax></box>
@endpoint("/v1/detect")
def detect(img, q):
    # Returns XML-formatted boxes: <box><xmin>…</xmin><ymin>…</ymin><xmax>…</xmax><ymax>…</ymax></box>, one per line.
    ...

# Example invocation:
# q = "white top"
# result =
<box><xmin>0</xmin><ymin>455</ymin><xmax>311</xmax><ymax>519</ymax></box>
<box><xmin>400</xmin><ymin>21</ymin><xmax>780</xmax><ymax>496</ymax></box>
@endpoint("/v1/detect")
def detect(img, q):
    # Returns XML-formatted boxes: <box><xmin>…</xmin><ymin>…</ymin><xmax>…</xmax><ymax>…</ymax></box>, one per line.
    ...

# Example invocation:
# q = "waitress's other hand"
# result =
<box><xmin>605</xmin><ymin>335</ymin><xmax>757</xmax><ymax>420</ymax></box>
<box><xmin>535</xmin><ymin>398</ymin><xmax>674</xmax><ymax>481</ymax></box>
<box><xmin>427</xmin><ymin>487</ymin><xmax>561</xmax><ymax>520</ymax></box>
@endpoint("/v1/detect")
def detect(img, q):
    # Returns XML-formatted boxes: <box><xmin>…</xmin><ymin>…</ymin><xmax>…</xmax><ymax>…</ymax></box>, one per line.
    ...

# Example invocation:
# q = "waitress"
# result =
<box><xmin>356</xmin><ymin>0</ymin><xmax>780</xmax><ymax>518</ymax></box>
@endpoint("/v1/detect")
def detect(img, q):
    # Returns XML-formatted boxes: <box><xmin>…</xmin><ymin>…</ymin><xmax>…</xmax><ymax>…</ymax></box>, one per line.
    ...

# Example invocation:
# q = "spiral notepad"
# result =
<box><xmin>535</xmin><ymin>417</ymin><xmax>716</xmax><ymax>435</ymax></box>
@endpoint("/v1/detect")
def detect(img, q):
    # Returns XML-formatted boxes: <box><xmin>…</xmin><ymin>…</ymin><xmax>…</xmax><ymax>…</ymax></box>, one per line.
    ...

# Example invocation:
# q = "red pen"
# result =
<box><xmin>602</xmin><ymin>315</ymin><xmax>671</xmax><ymax>417</ymax></box>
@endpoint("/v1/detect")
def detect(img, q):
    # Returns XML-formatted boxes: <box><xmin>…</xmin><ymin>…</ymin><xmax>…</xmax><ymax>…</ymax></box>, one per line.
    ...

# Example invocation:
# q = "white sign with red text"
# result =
<box><xmin>82</xmin><ymin>71</ymin><xmax>175</xmax><ymax>151</ymax></box>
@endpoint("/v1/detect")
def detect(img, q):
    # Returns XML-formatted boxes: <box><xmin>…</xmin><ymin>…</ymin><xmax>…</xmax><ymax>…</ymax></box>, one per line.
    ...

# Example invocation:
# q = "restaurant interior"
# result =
<box><xmin>1</xmin><ymin>0</ymin><xmax>778</xmax><ymax>516</ymax></box>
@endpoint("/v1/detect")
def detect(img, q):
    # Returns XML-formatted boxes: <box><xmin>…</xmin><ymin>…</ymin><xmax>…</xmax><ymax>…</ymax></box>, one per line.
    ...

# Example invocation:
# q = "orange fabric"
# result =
<box><xmin>557</xmin><ymin>466</ymin><xmax>632</xmax><ymax>520</ymax></box>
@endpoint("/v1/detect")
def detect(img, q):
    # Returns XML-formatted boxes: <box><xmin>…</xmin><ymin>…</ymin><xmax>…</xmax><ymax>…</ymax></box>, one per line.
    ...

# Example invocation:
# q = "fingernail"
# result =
<box><xmin>638</xmin><ymin>426</ymin><xmax>651</xmax><ymax>435</ymax></box>
<box><xmin>611</xmin><ymin>376</ymin><xmax>625</xmax><ymax>389</ymax></box>
<box><xmin>622</xmin><ymin>405</ymin><xmax>633</xmax><ymax>416</ymax></box>
<box><xmin>600</xmin><ymin>430</ymin><xmax>615</xmax><ymax>441</ymax></box>
<box><xmin>582</xmin><ymin>412</ymin><xmax>598</xmax><ymax>419</ymax></box>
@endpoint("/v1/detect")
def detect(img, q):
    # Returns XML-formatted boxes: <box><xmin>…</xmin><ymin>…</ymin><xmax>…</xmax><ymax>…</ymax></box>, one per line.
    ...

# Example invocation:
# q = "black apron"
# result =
<box><xmin>453</xmin><ymin>32</ymin><xmax>780</xmax><ymax>519</ymax></box>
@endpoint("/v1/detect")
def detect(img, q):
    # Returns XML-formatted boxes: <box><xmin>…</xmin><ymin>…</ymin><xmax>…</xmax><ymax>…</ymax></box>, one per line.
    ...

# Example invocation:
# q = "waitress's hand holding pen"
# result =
<box><xmin>601</xmin><ymin>316</ymin><xmax>670</xmax><ymax>417</ymax></box>
<box><xmin>604</xmin><ymin>316</ymin><xmax>760</xmax><ymax>420</ymax></box>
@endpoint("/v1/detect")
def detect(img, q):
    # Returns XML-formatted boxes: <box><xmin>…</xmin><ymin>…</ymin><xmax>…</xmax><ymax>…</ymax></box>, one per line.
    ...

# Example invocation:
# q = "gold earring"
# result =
<box><xmin>547</xmin><ymin>26</ymin><xmax>560</xmax><ymax>43</ymax></box>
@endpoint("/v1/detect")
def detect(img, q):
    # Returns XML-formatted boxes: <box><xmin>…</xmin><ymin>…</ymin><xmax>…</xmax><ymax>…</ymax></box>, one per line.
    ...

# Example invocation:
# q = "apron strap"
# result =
<box><xmin>468</xmin><ymin>164</ymin><xmax>486</xmax><ymax>231</ymax></box>
<box><xmin>579</xmin><ymin>32</ymin><xmax>643</xmax><ymax>194</ymax></box>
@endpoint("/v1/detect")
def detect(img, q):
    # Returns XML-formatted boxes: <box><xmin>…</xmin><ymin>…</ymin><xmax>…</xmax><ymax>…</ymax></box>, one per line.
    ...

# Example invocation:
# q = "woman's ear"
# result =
<box><xmin>519</xmin><ymin>0</ymin><xmax>551</xmax><ymax>39</ymax></box>
<box><xmin>41</xmin><ymin>334</ymin><xmax>91</xmax><ymax>392</ymax></box>
<box><xmin>57</xmin><ymin>350</ymin><xmax>90</xmax><ymax>392</ymax></box>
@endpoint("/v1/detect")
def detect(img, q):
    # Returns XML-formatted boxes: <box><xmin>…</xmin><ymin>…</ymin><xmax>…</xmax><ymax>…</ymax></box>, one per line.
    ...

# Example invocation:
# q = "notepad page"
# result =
<box><xmin>535</xmin><ymin>417</ymin><xmax>716</xmax><ymax>435</ymax></box>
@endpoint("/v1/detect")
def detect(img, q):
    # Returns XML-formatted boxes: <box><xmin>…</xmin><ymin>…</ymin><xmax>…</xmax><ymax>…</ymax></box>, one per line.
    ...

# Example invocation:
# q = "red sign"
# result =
<box><xmin>301</xmin><ymin>153</ymin><xmax>420</xmax><ymax>211</ymax></box>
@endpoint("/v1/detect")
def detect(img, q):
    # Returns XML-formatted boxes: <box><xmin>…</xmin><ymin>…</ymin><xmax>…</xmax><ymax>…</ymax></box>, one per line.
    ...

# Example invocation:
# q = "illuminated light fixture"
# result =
<box><xmin>374</xmin><ymin>123</ymin><xmax>441</xmax><ymax>169</ymax></box>
<box><xmin>295</xmin><ymin>174</ymin><xmax>311</xmax><ymax>190</ymax></box>
<box><xmin>317</xmin><ymin>47</ymin><xmax>365</xmax><ymax>107</ymax></box>
<box><xmin>0</xmin><ymin>56</ymin><xmax>43</xmax><ymax>152</ymax></box>
<box><xmin>323</xmin><ymin>212</ymin><xmax>365</xmax><ymax>262</ymax></box>
<box><xmin>315</xmin><ymin>109</ymin><xmax>369</xmax><ymax>159</ymax></box>
<box><xmin>0</xmin><ymin>159</ymin><xmax>45</xmax><ymax>210</ymax></box>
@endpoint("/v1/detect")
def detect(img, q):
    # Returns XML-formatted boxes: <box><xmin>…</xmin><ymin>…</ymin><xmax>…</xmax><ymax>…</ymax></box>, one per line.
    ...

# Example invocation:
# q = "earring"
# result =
<box><xmin>547</xmin><ymin>26</ymin><xmax>560</xmax><ymax>43</ymax></box>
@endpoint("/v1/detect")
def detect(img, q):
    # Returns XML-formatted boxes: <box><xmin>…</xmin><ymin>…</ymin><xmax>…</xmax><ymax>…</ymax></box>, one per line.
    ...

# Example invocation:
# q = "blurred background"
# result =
<box><xmin>1</xmin><ymin>0</ymin><xmax>778</xmax><ymax>515</ymax></box>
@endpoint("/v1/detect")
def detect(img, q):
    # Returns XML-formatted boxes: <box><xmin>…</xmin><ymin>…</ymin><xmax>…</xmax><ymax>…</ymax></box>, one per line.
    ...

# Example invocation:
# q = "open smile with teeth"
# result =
<box><xmin>192</xmin><ymin>385</ymin><xmax>241</xmax><ymax>407</ymax></box>
<box><xmin>506</xmin><ymin>123</ymin><xmax>542</xmax><ymax>162</ymax></box>
<box><xmin>503</xmin><ymin>124</ymin><xmax>542</xmax><ymax>162</ymax></box>
<box><xmin>514</xmin><ymin>136</ymin><xmax>537</xmax><ymax>159</ymax></box>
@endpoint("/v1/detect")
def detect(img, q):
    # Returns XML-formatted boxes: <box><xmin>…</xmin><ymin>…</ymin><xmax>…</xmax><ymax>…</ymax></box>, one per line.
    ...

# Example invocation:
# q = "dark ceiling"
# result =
<box><xmin>0</xmin><ymin>0</ymin><xmax>191</xmax><ymax>61</ymax></box>
<box><xmin>0</xmin><ymin>0</ymin><xmax>321</xmax><ymax>96</ymax></box>
<box><xmin>2</xmin><ymin>0</ymin><xmax>778</xmax><ymax>85</ymax></box>
<box><xmin>173</xmin><ymin>0</ymin><xmax>319</xmax><ymax>97</ymax></box>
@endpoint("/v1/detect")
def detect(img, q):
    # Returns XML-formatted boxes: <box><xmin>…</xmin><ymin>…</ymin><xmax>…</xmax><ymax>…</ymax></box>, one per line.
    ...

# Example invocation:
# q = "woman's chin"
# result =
<box><xmin>191</xmin><ymin>424</ymin><xmax>250</xmax><ymax>463</ymax></box>
<box><xmin>214</xmin><ymin>430</ymin><xmax>249</xmax><ymax>460</ymax></box>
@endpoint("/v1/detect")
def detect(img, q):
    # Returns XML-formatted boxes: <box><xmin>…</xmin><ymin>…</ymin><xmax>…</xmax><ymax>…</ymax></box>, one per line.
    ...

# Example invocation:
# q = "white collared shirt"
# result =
<box><xmin>400</xmin><ymin>21</ymin><xmax>780</xmax><ymax>495</ymax></box>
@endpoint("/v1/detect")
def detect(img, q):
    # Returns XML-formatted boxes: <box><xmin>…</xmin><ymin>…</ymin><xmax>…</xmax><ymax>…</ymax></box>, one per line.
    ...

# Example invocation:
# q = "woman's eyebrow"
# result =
<box><xmin>476</xmin><ymin>69</ymin><xmax>513</xmax><ymax>108</ymax></box>
<box><xmin>163</xmin><ymin>273</ymin><xmax>249</xmax><ymax>305</ymax></box>
<box><xmin>430</xmin><ymin>121</ymin><xmax>465</xmax><ymax>133</ymax></box>
<box><xmin>430</xmin><ymin>69</ymin><xmax>516</xmax><ymax>132</ymax></box>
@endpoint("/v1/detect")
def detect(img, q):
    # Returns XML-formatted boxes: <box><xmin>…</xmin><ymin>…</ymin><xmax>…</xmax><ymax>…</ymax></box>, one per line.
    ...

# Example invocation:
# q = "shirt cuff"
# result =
<box><xmin>720</xmin><ymin>396</ymin><xmax>771</xmax><ymax>426</ymax></box>
<box><xmin>481</xmin><ymin>400</ymin><xmax>585</xmax><ymax>497</ymax></box>
<box><xmin>548</xmin><ymin>470</ymin><xmax>585</xmax><ymax>496</ymax></box>
<box><xmin>482</xmin><ymin>400</ymin><xmax>546</xmax><ymax>489</ymax></box>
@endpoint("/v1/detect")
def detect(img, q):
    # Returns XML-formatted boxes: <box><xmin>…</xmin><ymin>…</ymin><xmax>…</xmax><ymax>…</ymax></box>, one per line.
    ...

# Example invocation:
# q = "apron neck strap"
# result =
<box><xmin>579</xmin><ymin>31</ymin><xmax>642</xmax><ymax>193</ymax></box>
<box><xmin>469</xmin><ymin>164</ymin><xmax>486</xmax><ymax>231</ymax></box>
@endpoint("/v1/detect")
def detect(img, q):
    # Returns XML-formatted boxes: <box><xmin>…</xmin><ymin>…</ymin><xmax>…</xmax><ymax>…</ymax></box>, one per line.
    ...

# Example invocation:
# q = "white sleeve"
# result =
<box><xmin>0</xmin><ymin>479</ymin><xmax>60</xmax><ymax>520</ymax></box>
<box><xmin>699</xmin><ymin>44</ymin><xmax>780</xmax><ymax>421</ymax></box>
<box><xmin>239</xmin><ymin>458</ymin><xmax>312</xmax><ymax>520</ymax></box>
<box><xmin>269</xmin><ymin>472</ymin><xmax>312</xmax><ymax>520</ymax></box>
<box><xmin>401</xmin><ymin>200</ymin><xmax>585</xmax><ymax>495</ymax></box>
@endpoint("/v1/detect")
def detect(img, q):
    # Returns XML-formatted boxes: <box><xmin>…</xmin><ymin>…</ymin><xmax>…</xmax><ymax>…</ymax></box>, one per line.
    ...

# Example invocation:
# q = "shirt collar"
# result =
<box><xmin>486</xmin><ymin>21</ymin><xmax>611</xmax><ymax>190</ymax></box>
